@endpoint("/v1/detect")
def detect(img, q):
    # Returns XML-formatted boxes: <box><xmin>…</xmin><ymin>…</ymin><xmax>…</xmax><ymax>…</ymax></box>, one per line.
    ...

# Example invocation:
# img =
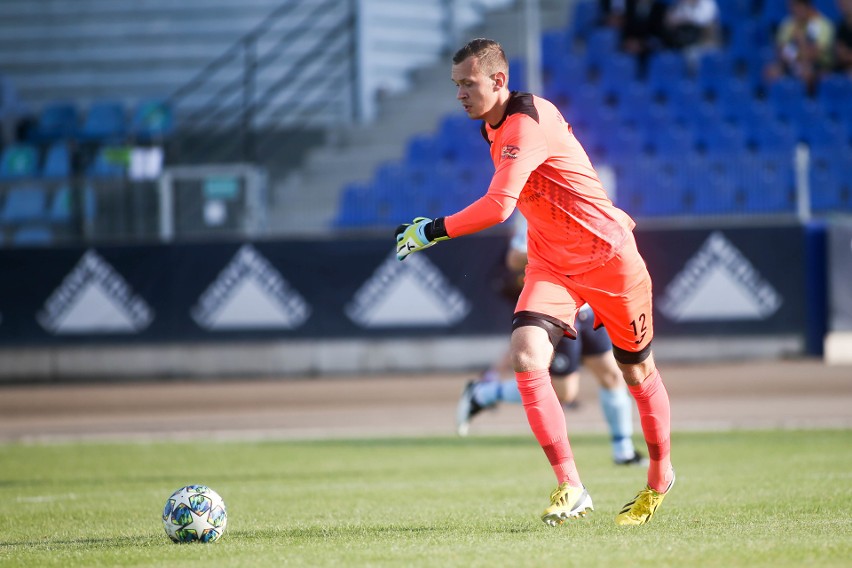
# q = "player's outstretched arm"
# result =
<box><xmin>395</xmin><ymin>216</ymin><xmax>449</xmax><ymax>261</ymax></box>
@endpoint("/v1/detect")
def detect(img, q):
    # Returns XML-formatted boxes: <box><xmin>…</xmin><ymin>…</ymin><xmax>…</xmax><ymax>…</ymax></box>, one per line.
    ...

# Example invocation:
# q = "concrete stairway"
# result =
<box><xmin>270</xmin><ymin>0</ymin><xmax>577</xmax><ymax>236</ymax></box>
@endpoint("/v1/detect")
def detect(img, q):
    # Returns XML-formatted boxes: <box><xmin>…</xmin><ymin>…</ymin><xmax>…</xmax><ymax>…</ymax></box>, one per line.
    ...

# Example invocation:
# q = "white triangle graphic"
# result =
<box><xmin>673</xmin><ymin>266</ymin><xmax>767</xmax><ymax>320</ymax></box>
<box><xmin>346</xmin><ymin>253</ymin><xmax>470</xmax><ymax>328</ymax></box>
<box><xmin>658</xmin><ymin>232</ymin><xmax>782</xmax><ymax>323</ymax></box>
<box><xmin>206</xmin><ymin>276</ymin><xmax>301</xmax><ymax>329</ymax></box>
<box><xmin>191</xmin><ymin>244</ymin><xmax>310</xmax><ymax>331</ymax></box>
<box><xmin>52</xmin><ymin>281</ymin><xmax>139</xmax><ymax>332</ymax></box>
<box><xmin>358</xmin><ymin>270</ymin><xmax>459</xmax><ymax>327</ymax></box>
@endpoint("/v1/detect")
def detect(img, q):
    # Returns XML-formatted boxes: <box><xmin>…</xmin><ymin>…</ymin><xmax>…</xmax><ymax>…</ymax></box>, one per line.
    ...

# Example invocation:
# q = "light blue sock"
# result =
<box><xmin>473</xmin><ymin>379</ymin><xmax>522</xmax><ymax>406</ymax></box>
<box><xmin>599</xmin><ymin>387</ymin><xmax>636</xmax><ymax>461</ymax></box>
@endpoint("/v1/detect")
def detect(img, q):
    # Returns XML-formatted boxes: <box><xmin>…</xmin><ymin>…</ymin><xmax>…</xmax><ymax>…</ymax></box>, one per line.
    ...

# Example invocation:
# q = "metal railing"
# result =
<box><xmin>168</xmin><ymin>0</ymin><xmax>358</xmax><ymax>164</ymax></box>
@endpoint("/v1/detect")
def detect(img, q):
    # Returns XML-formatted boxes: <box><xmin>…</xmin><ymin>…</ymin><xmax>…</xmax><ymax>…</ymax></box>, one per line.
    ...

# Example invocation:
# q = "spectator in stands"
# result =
<box><xmin>764</xmin><ymin>0</ymin><xmax>836</xmax><ymax>93</ymax></box>
<box><xmin>834</xmin><ymin>0</ymin><xmax>852</xmax><ymax>76</ymax></box>
<box><xmin>661</xmin><ymin>0</ymin><xmax>721</xmax><ymax>67</ymax></box>
<box><xmin>599</xmin><ymin>0</ymin><xmax>668</xmax><ymax>65</ymax></box>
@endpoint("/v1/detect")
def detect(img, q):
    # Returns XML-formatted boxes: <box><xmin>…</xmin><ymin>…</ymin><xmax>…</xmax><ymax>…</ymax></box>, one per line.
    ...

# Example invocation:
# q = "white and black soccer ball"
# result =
<box><xmin>162</xmin><ymin>485</ymin><xmax>228</xmax><ymax>543</ymax></box>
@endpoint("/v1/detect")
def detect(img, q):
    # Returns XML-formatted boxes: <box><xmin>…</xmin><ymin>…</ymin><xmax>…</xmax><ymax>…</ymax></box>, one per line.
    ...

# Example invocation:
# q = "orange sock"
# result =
<box><xmin>628</xmin><ymin>369</ymin><xmax>672</xmax><ymax>492</ymax></box>
<box><xmin>516</xmin><ymin>369</ymin><xmax>581</xmax><ymax>486</ymax></box>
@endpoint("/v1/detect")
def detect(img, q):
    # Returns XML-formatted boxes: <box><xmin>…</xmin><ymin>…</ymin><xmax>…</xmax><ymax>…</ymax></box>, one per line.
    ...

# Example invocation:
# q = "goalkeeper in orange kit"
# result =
<box><xmin>395</xmin><ymin>38</ymin><xmax>674</xmax><ymax>526</ymax></box>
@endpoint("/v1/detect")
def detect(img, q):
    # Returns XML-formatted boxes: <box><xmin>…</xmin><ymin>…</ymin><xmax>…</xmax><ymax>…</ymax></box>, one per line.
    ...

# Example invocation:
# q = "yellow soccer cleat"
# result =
<box><xmin>615</xmin><ymin>470</ymin><xmax>676</xmax><ymax>526</ymax></box>
<box><xmin>541</xmin><ymin>482</ymin><xmax>594</xmax><ymax>526</ymax></box>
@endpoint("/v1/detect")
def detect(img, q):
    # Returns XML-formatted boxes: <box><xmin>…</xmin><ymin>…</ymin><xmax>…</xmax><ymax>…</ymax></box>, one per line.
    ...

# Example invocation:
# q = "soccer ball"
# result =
<box><xmin>162</xmin><ymin>485</ymin><xmax>228</xmax><ymax>543</ymax></box>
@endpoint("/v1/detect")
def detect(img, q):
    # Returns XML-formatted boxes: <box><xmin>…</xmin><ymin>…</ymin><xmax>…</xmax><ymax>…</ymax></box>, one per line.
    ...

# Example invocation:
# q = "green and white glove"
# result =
<box><xmin>395</xmin><ymin>217</ymin><xmax>447</xmax><ymax>261</ymax></box>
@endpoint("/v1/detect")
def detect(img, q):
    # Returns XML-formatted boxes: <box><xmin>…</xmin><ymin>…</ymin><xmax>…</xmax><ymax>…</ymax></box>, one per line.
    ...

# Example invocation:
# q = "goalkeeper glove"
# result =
<box><xmin>395</xmin><ymin>216</ymin><xmax>448</xmax><ymax>261</ymax></box>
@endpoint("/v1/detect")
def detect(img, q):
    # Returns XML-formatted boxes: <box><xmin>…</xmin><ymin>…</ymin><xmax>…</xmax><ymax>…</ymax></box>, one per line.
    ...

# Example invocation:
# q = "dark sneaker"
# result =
<box><xmin>455</xmin><ymin>380</ymin><xmax>488</xmax><ymax>436</ymax></box>
<box><xmin>614</xmin><ymin>451</ymin><xmax>650</xmax><ymax>467</ymax></box>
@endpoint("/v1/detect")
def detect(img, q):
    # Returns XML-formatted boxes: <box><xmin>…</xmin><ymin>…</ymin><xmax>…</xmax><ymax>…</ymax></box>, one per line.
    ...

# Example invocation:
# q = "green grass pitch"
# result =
<box><xmin>0</xmin><ymin>430</ymin><xmax>850</xmax><ymax>567</ymax></box>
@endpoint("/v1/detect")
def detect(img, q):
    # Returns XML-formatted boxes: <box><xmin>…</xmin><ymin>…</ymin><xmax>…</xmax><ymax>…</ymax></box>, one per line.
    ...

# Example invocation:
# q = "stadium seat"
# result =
<box><xmin>79</xmin><ymin>100</ymin><xmax>126</xmax><ymax>143</ymax></box>
<box><xmin>766</xmin><ymin>77</ymin><xmax>808</xmax><ymax>118</ymax></box>
<box><xmin>0</xmin><ymin>144</ymin><xmax>39</xmax><ymax>179</ymax></box>
<box><xmin>655</xmin><ymin>78</ymin><xmax>702</xmax><ymax>110</ymax></box>
<box><xmin>799</xmin><ymin>116</ymin><xmax>848</xmax><ymax>150</ymax></box>
<box><xmin>689</xmin><ymin>176</ymin><xmax>740</xmax><ymax>215</ymax></box>
<box><xmin>334</xmin><ymin>182</ymin><xmax>375</xmax><ymax>228</ymax></box>
<box><xmin>810</xmin><ymin>169</ymin><xmax>851</xmax><ymax>212</ymax></box>
<box><xmin>0</xmin><ymin>185</ymin><xmax>48</xmax><ymax>223</ymax></box>
<box><xmin>41</xmin><ymin>143</ymin><xmax>71</xmax><ymax>179</ymax></box>
<box><xmin>584</xmin><ymin>28</ymin><xmax>620</xmax><ymax>77</ymax></box>
<box><xmin>405</xmin><ymin>135</ymin><xmax>442</xmax><ymax>167</ymax></box>
<box><xmin>742</xmin><ymin>156</ymin><xmax>796</xmax><ymax>213</ymax></box>
<box><xmin>87</xmin><ymin>146</ymin><xmax>128</xmax><ymax>178</ymax></box>
<box><xmin>645</xmin><ymin>52</ymin><xmax>689</xmax><ymax>95</ymax></box>
<box><xmin>815</xmin><ymin>75</ymin><xmax>852</xmax><ymax>121</ymax></box>
<box><xmin>130</xmin><ymin>99</ymin><xmax>174</xmax><ymax>142</ymax></box>
<box><xmin>11</xmin><ymin>225</ymin><xmax>53</xmax><ymax>246</ymax></box>
<box><xmin>48</xmin><ymin>184</ymin><xmax>97</xmax><ymax>224</ymax></box>
<box><xmin>695</xmin><ymin>122</ymin><xmax>749</xmax><ymax>155</ymax></box>
<box><xmin>28</xmin><ymin>102</ymin><xmax>79</xmax><ymax>143</ymax></box>
<box><xmin>696</xmin><ymin>51</ymin><xmax>735</xmax><ymax>100</ymax></box>
<box><xmin>597</xmin><ymin>53</ymin><xmax>639</xmax><ymax>101</ymax></box>
<box><xmin>569</xmin><ymin>0</ymin><xmax>599</xmax><ymax>44</ymax></box>
<box><xmin>746</xmin><ymin>119</ymin><xmax>797</xmax><ymax>155</ymax></box>
<box><xmin>645</xmin><ymin>124</ymin><xmax>694</xmax><ymax>158</ymax></box>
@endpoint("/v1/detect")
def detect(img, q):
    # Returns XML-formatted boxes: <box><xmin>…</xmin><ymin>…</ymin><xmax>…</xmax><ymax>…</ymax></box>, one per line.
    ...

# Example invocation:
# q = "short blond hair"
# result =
<box><xmin>452</xmin><ymin>38</ymin><xmax>509</xmax><ymax>78</ymax></box>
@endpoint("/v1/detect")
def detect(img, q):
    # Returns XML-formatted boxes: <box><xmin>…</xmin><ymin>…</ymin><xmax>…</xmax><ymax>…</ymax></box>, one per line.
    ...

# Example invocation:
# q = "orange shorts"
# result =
<box><xmin>515</xmin><ymin>233</ymin><xmax>654</xmax><ymax>354</ymax></box>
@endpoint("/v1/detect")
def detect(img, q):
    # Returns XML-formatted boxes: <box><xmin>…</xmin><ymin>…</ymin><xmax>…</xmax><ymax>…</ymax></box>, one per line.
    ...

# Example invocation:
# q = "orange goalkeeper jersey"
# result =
<box><xmin>444</xmin><ymin>92</ymin><xmax>636</xmax><ymax>275</ymax></box>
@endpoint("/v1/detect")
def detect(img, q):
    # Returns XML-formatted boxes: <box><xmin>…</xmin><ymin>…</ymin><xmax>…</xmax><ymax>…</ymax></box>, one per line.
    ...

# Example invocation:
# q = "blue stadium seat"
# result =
<box><xmin>643</xmin><ymin>122</ymin><xmax>694</xmax><ymax>158</ymax></box>
<box><xmin>597</xmin><ymin>53</ymin><xmax>639</xmax><ymax>101</ymax></box>
<box><xmin>645</xmin><ymin>52</ymin><xmax>689</xmax><ymax>94</ymax></box>
<box><xmin>334</xmin><ymin>182</ymin><xmax>375</xmax><ymax>228</ymax></box>
<box><xmin>541</xmin><ymin>30</ymin><xmax>573</xmax><ymax>78</ymax></box>
<box><xmin>714</xmin><ymin>76</ymin><xmax>754</xmax><ymax>109</ymax></box>
<box><xmin>612</xmin><ymin>81</ymin><xmax>656</xmax><ymax>120</ymax></box>
<box><xmin>570</xmin><ymin>0</ymin><xmax>599</xmax><ymax>44</ymax></box>
<box><xmin>79</xmin><ymin>100</ymin><xmax>126</xmax><ymax>143</ymax></box>
<box><xmin>690</xmin><ymin>176</ymin><xmax>740</xmax><ymax>215</ymax></box>
<box><xmin>816</xmin><ymin>75</ymin><xmax>852</xmax><ymax>121</ymax></box>
<box><xmin>696</xmin><ymin>51</ymin><xmax>735</xmax><ymax>100</ymax></box>
<box><xmin>11</xmin><ymin>225</ymin><xmax>53</xmax><ymax>246</ymax></box>
<box><xmin>48</xmin><ymin>184</ymin><xmax>97</xmax><ymax>224</ymax></box>
<box><xmin>695</xmin><ymin>122</ymin><xmax>749</xmax><ymax>155</ymax></box>
<box><xmin>130</xmin><ymin>99</ymin><xmax>174</xmax><ymax>142</ymax></box>
<box><xmin>1</xmin><ymin>185</ymin><xmax>48</xmax><ymax>223</ymax></box>
<box><xmin>799</xmin><ymin>116</ymin><xmax>848</xmax><ymax>149</ymax></box>
<box><xmin>655</xmin><ymin>78</ymin><xmax>702</xmax><ymax>110</ymax></box>
<box><xmin>41</xmin><ymin>143</ymin><xmax>71</xmax><ymax>179</ymax></box>
<box><xmin>766</xmin><ymin>77</ymin><xmax>808</xmax><ymax>118</ymax></box>
<box><xmin>87</xmin><ymin>146</ymin><xmax>128</xmax><ymax>178</ymax></box>
<box><xmin>584</xmin><ymin>27</ymin><xmax>620</xmax><ymax>77</ymax></box>
<box><xmin>742</xmin><ymin>156</ymin><xmax>796</xmax><ymax>213</ymax></box>
<box><xmin>746</xmin><ymin>119</ymin><xmax>797</xmax><ymax>155</ymax></box>
<box><xmin>810</xmin><ymin>169</ymin><xmax>851</xmax><ymax>212</ymax></box>
<box><xmin>405</xmin><ymin>135</ymin><xmax>442</xmax><ymax>167</ymax></box>
<box><xmin>0</xmin><ymin>144</ymin><xmax>39</xmax><ymax>179</ymax></box>
<box><xmin>28</xmin><ymin>102</ymin><xmax>79</xmax><ymax>143</ymax></box>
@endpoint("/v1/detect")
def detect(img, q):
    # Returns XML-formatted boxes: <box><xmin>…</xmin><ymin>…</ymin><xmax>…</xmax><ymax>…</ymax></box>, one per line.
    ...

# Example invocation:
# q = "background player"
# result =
<box><xmin>395</xmin><ymin>38</ymin><xmax>674</xmax><ymax>527</ymax></box>
<box><xmin>456</xmin><ymin>214</ymin><xmax>648</xmax><ymax>468</ymax></box>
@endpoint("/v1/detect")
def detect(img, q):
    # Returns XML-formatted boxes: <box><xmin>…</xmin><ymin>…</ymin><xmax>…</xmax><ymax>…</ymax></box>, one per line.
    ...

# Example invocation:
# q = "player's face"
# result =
<box><xmin>451</xmin><ymin>56</ymin><xmax>503</xmax><ymax>123</ymax></box>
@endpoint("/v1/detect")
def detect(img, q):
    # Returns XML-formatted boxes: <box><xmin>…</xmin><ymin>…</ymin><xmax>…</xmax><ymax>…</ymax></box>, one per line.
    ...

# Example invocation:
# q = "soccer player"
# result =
<box><xmin>456</xmin><ymin>215</ymin><xmax>649</xmax><ymax>468</ymax></box>
<box><xmin>395</xmin><ymin>38</ymin><xmax>674</xmax><ymax>526</ymax></box>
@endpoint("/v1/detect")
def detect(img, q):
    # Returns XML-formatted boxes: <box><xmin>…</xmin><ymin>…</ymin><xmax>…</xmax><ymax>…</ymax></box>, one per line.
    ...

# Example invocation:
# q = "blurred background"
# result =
<box><xmin>0</xmin><ymin>0</ymin><xmax>850</xmax><ymax>381</ymax></box>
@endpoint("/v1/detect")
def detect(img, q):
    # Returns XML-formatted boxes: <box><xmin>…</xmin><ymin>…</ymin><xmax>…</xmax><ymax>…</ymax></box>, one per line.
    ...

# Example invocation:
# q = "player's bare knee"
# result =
<box><xmin>612</xmin><ymin>344</ymin><xmax>654</xmax><ymax>386</ymax></box>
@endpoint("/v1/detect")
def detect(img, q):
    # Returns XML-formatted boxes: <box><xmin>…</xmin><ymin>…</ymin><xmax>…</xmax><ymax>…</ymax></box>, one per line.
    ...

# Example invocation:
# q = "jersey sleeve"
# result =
<box><xmin>444</xmin><ymin>114</ymin><xmax>549</xmax><ymax>238</ymax></box>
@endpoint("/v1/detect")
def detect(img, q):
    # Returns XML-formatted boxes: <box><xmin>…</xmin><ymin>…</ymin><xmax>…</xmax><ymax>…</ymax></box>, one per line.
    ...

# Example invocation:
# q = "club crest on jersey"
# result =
<box><xmin>501</xmin><ymin>145</ymin><xmax>520</xmax><ymax>159</ymax></box>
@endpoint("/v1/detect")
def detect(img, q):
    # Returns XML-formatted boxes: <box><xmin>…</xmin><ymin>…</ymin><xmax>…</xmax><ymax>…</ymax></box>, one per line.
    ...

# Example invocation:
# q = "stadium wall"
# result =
<box><xmin>0</xmin><ymin>222</ymin><xmax>830</xmax><ymax>381</ymax></box>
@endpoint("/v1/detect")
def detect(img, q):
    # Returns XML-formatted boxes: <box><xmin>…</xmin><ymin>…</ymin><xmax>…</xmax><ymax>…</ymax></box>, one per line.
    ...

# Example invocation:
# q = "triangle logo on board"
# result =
<box><xmin>658</xmin><ymin>232</ymin><xmax>782</xmax><ymax>322</ymax></box>
<box><xmin>191</xmin><ymin>244</ymin><xmax>310</xmax><ymax>330</ymax></box>
<box><xmin>346</xmin><ymin>252</ymin><xmax>470</xmax><ymax>328</ymax></box>
<box><xmin>38</xmin><ymin>249</ymin><xmax>154</xmax><ymax>334</ymax></box>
